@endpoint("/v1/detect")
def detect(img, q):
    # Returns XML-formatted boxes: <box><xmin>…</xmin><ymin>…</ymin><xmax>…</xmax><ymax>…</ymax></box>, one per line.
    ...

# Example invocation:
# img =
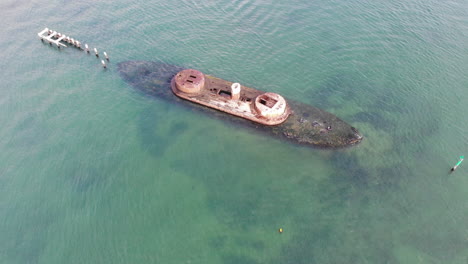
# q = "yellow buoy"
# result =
<box><xmin>278</xmin><ymin>228</ymin><xmax>283</xmax><ymax>233</ymax></box>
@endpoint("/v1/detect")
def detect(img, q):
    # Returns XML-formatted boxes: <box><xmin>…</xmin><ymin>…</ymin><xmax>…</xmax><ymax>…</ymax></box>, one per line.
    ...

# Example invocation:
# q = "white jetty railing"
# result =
<box><xmin>37</xmin><ymin>27</ymin><xmax>110</xmax><ymax>68</ymax></box>
<box><xmin>38</xmin><ymin>28</ymin><xmax>68</xmax><ymax>48</ymax></box>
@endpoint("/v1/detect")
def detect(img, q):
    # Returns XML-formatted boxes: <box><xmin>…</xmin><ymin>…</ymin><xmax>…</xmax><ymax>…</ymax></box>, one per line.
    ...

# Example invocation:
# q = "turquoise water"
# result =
<box><xmin>1</xmin><ymin>0</ymin><xmax>468</xmax><ymax>263</ymax></box>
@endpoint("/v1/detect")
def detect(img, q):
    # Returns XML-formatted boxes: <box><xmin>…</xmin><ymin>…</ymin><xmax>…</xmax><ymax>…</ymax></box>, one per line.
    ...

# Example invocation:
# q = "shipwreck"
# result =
<box><xmin>118</xmin><ymin>61</ymin><xmax>363</xmax><ymax>148</ymax></box>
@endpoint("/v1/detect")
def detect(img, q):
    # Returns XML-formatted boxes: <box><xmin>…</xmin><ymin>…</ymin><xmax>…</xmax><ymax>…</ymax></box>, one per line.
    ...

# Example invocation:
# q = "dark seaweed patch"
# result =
<box><xmin>137</xmin><ymin>108</ymin><xmax>168</xmax><ymax>157</ymax></box>
<box><xmin>222</xmin><ymin>255</ymin><xmax>259</xmax><ymax>264</ymax></box>
<box><xmin>209</xmin><ymin>235</ymin><xmax>227</xmax><ymax>250</ymax></box>
<box><xmin>8</xmin><ymin>114</ymin><xmax>49</xmax><ymax>149</ymax></box>
<box><xmin>136</xmin><ymin>106</ymin><xmax>189</xmax><ymax>158</ymax></box>
<box><xmin>169</xmin><ymin>121</ymin><xmax>188</xmax><ymax>137</ymax></box>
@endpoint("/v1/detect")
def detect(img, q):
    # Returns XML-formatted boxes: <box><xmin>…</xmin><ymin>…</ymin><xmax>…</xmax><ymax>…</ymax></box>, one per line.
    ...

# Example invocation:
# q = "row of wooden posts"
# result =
<box><xmin>38</xmin><ymin>27</ymin><xmax>110</xmax><ymax>68</ymax></box>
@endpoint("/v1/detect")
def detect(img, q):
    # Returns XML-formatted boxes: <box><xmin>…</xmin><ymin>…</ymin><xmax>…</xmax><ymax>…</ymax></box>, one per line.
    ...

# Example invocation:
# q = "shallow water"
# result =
<box><xmin>1</xmin><ymin>0</ymin><xmax>468</xmax><ymax>263</ymax></box>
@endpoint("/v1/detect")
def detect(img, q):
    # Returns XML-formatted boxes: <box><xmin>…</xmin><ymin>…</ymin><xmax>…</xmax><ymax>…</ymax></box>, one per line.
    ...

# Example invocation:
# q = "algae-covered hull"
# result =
<box><xmin>117</xmin><ymin>60</ymin><xmax>363</xmax><ymax>148</ymax></box>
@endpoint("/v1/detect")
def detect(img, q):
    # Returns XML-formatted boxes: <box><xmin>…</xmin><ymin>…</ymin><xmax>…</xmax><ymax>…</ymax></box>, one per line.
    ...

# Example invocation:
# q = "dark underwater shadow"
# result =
<box><xmin>136</xmin><ymin>103</ymin><xmax>189</xmax><ymax>158</ymax></box>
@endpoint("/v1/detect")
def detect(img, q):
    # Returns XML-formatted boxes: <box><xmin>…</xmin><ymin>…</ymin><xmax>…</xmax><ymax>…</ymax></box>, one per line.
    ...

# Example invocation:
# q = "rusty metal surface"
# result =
<box><xmin>118</xmin><ymin>60</ymin><xmax>363</xmax><ymax>148</ymax></box>
<box><xmin>171</xmin><ymin>72</ymin><xmax>291</xmax><ymax>126</ymax></box>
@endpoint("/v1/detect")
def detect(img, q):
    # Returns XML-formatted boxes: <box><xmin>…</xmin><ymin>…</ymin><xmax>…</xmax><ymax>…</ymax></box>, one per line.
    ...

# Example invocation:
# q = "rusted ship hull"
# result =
<box><xmin>117</xmin><ymin>60</ymin><xmax>363</xmax><ymax>148</ymax></box>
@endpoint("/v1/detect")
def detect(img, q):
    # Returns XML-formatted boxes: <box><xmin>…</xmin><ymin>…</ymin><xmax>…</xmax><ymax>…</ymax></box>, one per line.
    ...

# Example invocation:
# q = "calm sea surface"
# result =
<box><xmin>1</xmin><ymin>0</ymin><xmax>468</xmax><ymax>263</ymax></box>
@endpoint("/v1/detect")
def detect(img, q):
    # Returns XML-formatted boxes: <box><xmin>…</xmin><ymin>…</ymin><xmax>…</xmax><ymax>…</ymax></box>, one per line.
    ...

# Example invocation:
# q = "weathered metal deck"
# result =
<box><xmin>171</xmin><ymin>69</ymin><xmax>291</xmax><ymax>126</ymax></box>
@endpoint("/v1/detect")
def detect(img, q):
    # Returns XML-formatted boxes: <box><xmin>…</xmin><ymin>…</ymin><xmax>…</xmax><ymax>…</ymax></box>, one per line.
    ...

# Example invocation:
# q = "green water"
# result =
<box><xmin>1</xmin><ymin>0</ymin><xmax>468</xmax><ymax>263</ymax></box>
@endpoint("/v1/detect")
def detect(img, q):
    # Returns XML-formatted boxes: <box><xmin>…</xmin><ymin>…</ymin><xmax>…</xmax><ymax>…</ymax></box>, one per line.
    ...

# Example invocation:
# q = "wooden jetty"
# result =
<box><xmin>37</xmin><ymin>27</ymin><xmax>110</xmax><ymax>68</ymax></box>
<box><xmin>37</xmin><ymin>27</ymin><xmax>81</xmax><ymax>49</ymax></box>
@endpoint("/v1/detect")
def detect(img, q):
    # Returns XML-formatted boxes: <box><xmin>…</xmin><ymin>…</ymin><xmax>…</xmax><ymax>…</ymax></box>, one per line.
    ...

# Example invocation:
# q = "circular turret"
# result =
<box><xmin>173</xmin><ymin>69</ymin><xmax>205</xmax><ymax>94</ymax></box>
<box><xmin>254</xmin><ymin>92</ymin><xmax>288</xmax><ymax>120</ymax></box>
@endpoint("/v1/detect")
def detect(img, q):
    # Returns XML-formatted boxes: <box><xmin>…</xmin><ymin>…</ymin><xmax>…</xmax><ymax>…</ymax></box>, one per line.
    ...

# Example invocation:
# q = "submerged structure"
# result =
<box><xmin>118</xmin><ymin>61</ymin><xmax>363</xmax><ymax>148</ymax></box>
